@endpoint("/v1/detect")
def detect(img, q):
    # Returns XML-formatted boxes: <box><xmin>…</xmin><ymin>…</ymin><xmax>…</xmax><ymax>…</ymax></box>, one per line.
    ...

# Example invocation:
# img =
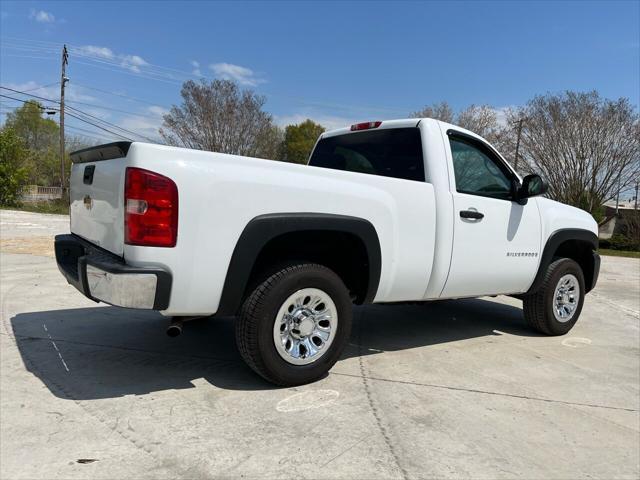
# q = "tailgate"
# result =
<box><xmin>69</xmin><ymin>142</ymin><xmax>132</xmax><ymax>256</ymax></box>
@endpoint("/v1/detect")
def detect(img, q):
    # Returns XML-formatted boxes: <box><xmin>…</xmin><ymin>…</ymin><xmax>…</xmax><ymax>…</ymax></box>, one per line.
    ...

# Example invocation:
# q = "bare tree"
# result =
<box><xmin>411</xmin><ymin>101</ymin><xmax>454</xmax><ymax>123</ymax></box>
<box><xmin>513</xmin><ymin>91</ymin><xmax>640</xmax><ymax>214</ymax></box>
<box><xmin>160</xmin><ymin>79</ymin><xmax>279</xmax><ymax>159</ymax></box>
<box><xmin>254</xmin><ymin>124</ymin><xmax>285</xmax><ymax>161</ymax></box>
<box><xmin>412</xmin><ymin>102</ymin><xmax>517</xmax><ymax>164</ymax></box>
<box><xmin>456</xmin><ymin>104</ymin><xmax>518</xmax><ymax>161</ymax></box>
<box><xmin>456</xmin><ymin>104</ymin><xmax>499</xmax><ymax>138</ymax></box>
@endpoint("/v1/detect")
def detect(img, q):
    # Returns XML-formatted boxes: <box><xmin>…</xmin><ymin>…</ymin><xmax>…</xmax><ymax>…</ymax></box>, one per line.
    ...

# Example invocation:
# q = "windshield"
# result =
<box><xmin>309</xmin><ymin>128</ymin><xmax>425</xmax><ymax>182</ymax></box>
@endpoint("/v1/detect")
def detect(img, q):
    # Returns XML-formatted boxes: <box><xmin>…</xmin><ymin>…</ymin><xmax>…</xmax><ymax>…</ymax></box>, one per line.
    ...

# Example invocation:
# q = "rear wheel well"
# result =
<box><xmin>553</xmin><ymin>239</ymin><xmax>596</xmax><ymax>292</ymax></box>
<box><xmin>246</xmin><ymin>231</ymin><xmax>371</xmax><ymax>303</ymax></box>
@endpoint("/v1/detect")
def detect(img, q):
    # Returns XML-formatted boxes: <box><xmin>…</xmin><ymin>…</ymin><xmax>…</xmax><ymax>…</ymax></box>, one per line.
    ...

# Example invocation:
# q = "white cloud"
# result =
<box><xmin>29</xmin><ymin>9</ymin><xmax>55</xmax><ymax>23</ymax></box>
<box><xmin>275</xmin><ymin>113</ymin><xmax>358</xmax><ymax>131</ymax></box>
<box><xmin>492</xmin><ymin>106</ymin><xmax>516</xmax><ymax>128</ymax></box>
<box><xmin>75</xmin><ymin>45</ymin><xmax>149</xmax><ymax>73</ymax></box>
<box><xmin>210</xmin><ymin>62</ymin><xmax>264</xmax><ymax>86</ymax></box>
<box><xmin>191</xmin><ymin>60</ymin><xmax>202</xmax><ymax>77</ymax></box>
<box><xmin>147</xmin><ymin>105</ymin><xmax>169</xmax><ymax>117</ymax></box>
<box><xmin>76</xmin><ymin>45</ymin><xmax>114</xmax><ymax>60</ymax></box>
<box><xmin>120</xmin><ymin>115</ymin><xmax>162</xmax><ymax>141</ymax></box>
<box><xmin>121</xmin><ymin>54</ymin><xmax>148</xmax><ymax>73</ymax></box>
<box><xmin>119</xmin><ymin>106</ymin><xmax>169</xmax><ymax>141</ymax></box>
<box><xmin>5</xmin><ymin>81</ymin><xmax>96</xmax><ymax>103</ymax></box>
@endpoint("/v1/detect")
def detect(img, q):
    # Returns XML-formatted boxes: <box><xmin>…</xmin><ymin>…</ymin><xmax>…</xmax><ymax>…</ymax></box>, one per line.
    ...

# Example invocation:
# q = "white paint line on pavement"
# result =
<box><xmin>276</xmin><ymin>389</ymin><xmax>339</xmax><ymax>412</ymax></box>
<box><xmin>561</xmin><ymin>337</ymin><xmax>592</xmax><ymax>348</ymax></box>
<box><xmin>42</xmin><ymin>323</ymin><xmax>70</xmax><ymax>372</ymax></box>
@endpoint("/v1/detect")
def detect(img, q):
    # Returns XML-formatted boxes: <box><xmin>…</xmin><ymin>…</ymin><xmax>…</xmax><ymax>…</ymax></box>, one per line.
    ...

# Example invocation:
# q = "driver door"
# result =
<box><xmin>440</xmin><ymin>132</ymin><xmax>541</xmax><ymax>298</ymax></box>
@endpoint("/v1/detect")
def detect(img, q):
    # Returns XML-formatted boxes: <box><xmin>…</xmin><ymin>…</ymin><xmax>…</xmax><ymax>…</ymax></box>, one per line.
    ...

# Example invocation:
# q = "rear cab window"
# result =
<box><xmin>309</xmin><ymin>128</ymin><xmax>425</xmax><ymax>182</ymax></box>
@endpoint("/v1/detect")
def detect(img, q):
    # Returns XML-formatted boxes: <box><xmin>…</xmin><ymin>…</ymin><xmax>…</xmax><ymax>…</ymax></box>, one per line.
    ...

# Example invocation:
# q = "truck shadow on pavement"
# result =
<box><xmin>10</xmin><ymin>298</ymin><xmax>538</xmax><ymax>399</ymax></box>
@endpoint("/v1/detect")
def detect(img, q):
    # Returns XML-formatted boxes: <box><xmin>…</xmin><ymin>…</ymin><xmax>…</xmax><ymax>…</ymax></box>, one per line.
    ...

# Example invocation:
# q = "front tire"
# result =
<box><xmin>523</xmin><ymin>258</ymin><xmax>585</xmax><ymax>335</ymax></box>
<box><xmin>235</xmin><ymin>263</ymin><xmax>352</xmax><ymax>386</ymax></box>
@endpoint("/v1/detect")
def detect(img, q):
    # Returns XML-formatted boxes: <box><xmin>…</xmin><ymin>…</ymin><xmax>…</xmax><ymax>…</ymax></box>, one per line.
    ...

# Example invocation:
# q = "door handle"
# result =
<box><xmin>460</xmin><ymin>209</ymin><xmax>484</xmax><ymax>220</ymax></box>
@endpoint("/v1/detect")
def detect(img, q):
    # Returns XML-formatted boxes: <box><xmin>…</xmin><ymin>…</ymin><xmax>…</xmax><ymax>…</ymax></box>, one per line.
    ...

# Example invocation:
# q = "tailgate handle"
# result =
<box><xmin>83</xmin><ymin>165</ymin><xmax>96</xmax><ymax>185</ymax></box>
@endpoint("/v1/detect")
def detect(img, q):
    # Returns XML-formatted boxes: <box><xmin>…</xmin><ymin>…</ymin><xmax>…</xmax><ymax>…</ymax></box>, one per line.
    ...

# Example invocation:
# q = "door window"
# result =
<box><xmin>449</xmin><ymin>135</ymin><xmax>513</xmax><ymax>200</ymax></box>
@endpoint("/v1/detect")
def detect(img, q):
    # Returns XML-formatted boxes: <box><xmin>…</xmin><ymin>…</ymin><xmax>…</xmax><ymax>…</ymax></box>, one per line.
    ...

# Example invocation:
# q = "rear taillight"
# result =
<box><xmin>124</xmin><ymin>167</ymin><xmax>178</xmax><ymax>247</ymax></box>
<box><xmin>350</xmin><ymin>121</ymin><xmax>382</xmax><ymax>131</ymax></box>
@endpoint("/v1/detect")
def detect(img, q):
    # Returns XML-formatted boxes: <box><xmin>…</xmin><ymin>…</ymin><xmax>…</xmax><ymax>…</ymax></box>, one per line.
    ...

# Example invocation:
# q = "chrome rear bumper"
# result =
<box><xmin>54</xmin><ymin>234</ymin><xmax>171</xmax><ymax>310</ymax></box>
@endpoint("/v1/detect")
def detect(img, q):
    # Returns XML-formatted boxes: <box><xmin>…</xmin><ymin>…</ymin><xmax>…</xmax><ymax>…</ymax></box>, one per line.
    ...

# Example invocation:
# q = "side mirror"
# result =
<box><xmin>517</xmin><ymin>174</ymin><xmax>548</xmax><ymax>204</ymax></box>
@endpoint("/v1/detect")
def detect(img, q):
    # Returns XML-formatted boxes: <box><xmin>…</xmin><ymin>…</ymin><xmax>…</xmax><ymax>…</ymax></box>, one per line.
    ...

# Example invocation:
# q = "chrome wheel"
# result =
<box><xmin>273</xmin><ymin>288</ymin><xmax>338</xmax><ymax>366</ymax></box>
<box><xmin>553</xmin><ymin>274</ymin><xmax>580</xmax><ymax>323</ymax></box>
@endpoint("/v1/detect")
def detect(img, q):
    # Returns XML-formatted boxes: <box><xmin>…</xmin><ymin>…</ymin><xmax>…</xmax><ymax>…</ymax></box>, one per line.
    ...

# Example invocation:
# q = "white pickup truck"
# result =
<box><xmin>55</xmin><ymin>118</ymin><xmax>600</xmax><ymax>386</ymax></box>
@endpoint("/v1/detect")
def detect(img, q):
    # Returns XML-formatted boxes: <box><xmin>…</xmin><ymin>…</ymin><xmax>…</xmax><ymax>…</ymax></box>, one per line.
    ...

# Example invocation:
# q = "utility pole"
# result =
<box><xmin>635</xmin><ymin>180</ymin><xmax>638</xmax><ymax>210</ymax></box>
<box><xmin>59</xmin><ymin>44</ymin><xmax>69</xmax><ymax>196</ymax></box>
<box><xmin>513</xmin><ymin>117</ymin><xmax>524</xmax><ymax>172</ymax></box>
<box><xmin>615</xmin><ymin>173</ymin><xmax>622</xmax><ymax>214</ymax></box>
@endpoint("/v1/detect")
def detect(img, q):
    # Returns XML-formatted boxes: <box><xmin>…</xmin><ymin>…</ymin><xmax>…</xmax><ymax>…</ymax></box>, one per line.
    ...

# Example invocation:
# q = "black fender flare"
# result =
<box><xmin>216</xmin><ymin>213</ymin><xmax>382</xmax><ymax>315</ymax></box>
<box><xmin>527</xmin><ymin>228</ymin><xmax>599</xmax><ymax>294</ymax></box>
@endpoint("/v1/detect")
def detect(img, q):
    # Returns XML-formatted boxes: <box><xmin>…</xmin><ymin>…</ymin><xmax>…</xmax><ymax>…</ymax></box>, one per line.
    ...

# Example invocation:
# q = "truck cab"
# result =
<box><xmin>308</xmin><ymin>119</ymin><xmax>599</xmax><ymax>300</ymax></box>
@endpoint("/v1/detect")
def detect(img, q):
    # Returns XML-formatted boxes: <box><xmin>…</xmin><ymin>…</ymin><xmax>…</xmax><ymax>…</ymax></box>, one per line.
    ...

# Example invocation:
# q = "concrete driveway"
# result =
<box><xmin>1</xmin><ymin>209</ymin><xmax>639</xmax><ymax>479</ymax></box>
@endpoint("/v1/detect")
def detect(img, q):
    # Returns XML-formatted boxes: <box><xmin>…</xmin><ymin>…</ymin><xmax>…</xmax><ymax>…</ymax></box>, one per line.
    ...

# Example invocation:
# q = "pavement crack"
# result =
<box><xmin>319</xmin><ymin>435</ymin><xmax>367</xmax><ymax>468</ymax></box>
<box><xmin>357</xmin><ymin>311</ymin><xmax>410</xmax><ymax>480</ymax></box>
<box><xmin>590</xmin><ymin>292</ymin><xmax>639</xmax><ymax>319</ymax></box>
<box><xmin>332</xmin><ymin>371</ymin><xmax>638</xmax><ymax>413</ymax></box>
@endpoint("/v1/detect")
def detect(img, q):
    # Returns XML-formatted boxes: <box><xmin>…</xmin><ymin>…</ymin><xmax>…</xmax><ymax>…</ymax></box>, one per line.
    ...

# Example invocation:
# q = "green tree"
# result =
<box><xmin>282</xmin><ymin>119</ymin><xmax>325</xmax><ymax>164</ymax></box>
<box><xmin>5</xmin><ymin>100</ymin><xmax>59</xmax><ymax>151</ymax></box>
<box><xmin>4</xmin><ymin>100</ymin><xmax>63</xmax><ymax>186</ymax></box>
<box><xmin>0</xmin><ymin>128</ymin><xmax>29</xmax><ymax>206</ymax></box>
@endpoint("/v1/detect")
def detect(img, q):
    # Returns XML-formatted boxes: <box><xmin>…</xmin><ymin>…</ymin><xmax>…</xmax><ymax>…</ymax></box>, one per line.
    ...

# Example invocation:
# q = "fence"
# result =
<box><xmin>21</xmin><ymin>185</ymin><xmax>63</xmax><ymax>203</ymax></box>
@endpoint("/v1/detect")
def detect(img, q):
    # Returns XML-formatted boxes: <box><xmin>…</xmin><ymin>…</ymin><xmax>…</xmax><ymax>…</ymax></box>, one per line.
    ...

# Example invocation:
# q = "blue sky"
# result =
<box><xmin>1</xmin><ymin>0</ymin><xmax>638</xmax><ymax>142</ymax></box>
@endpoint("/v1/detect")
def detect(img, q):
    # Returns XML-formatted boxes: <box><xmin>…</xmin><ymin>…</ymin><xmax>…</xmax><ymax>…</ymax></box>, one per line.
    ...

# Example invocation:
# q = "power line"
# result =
<box><xmin>0</xmin><ymin>93</ymin><xmax>54</xmax><ymax>107</ymax></box>
<box><xmin>71</xmin><ymin>82</ymin><xmax>163</xmax><ymax>106</ymax></box>
<box><xmin>0</xmin><ymin>53</ymin><xmax>56</xmax><ymax>61</ymax></box>
<box><xmin>66</xmin><ymin>99</ymin><xmax>163</xmax><ymax>120</ymax></box>
<box><xmin>2</xmin><ymin>36</ymin><xmax>413</xmax><ymax>121</ymax></box>
<box><xmin>24</xmin><ymin>81</ymin><xmax>60</xmax><ymax>92</ymax></box>
<box><xmin>0</xmin><ymin>86</ymin><xmax>57</xmax><ymax>103</ymax></box>
<box><xmin>0</xmin><ymin>93</ymin><xmax>134</xmax><ymax>142</ymax></box>
<box><xmin>1</xmin><ymin>83</ymin><xmax>164</xmax><ymax>120</ymax></box>
<box><xmin>64</xmin><ymin>110</ymin><xmax>135</xmax><ymax>141</ymax></box>
<box><xmin>3</xmin><ymin>38</ymin><xmax>408</xmax><ymax>115</ymax></box>
<box><xmin>0</xmin><ymin>86</ymin><xmax>157</xmax><ymax>142</ymax></box>
<box><xmin>65</xmin><ymin>105</ymin><xmax>157</xmax><ymax>142</ymax></box>
<box><xmin>65</xmin><ymin>124</ymin><xmax>124</xmax><ymax>142</ymax></box>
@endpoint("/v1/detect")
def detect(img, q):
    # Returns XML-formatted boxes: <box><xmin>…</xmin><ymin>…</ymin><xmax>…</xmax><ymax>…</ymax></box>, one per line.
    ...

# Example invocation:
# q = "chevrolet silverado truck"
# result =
<box><xmin>55</xmin><ymin>118</ymin><xmax>600</xmax><ymax>386</ymax></box>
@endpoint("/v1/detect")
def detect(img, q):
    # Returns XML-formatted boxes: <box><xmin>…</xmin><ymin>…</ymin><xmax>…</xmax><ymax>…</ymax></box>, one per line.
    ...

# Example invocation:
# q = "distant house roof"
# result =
<box><xmin>603</xmin><ymin>201</ymin><xmax>638</xmax><ymax>210</ymax></box>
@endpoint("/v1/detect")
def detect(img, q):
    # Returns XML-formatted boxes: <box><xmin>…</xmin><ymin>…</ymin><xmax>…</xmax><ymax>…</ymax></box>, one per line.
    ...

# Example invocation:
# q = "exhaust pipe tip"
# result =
<box><xmin>166</xmin><ymin>319</ymin><xmax>183</xmax><ymax>337</ymax></box>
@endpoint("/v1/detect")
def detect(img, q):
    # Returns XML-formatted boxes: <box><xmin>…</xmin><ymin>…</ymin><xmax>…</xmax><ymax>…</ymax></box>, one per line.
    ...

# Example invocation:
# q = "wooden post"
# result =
<box><xmin>59</xmin><ymin>45</ymin><xmax>68</xmax><ymax>194</ymax></box>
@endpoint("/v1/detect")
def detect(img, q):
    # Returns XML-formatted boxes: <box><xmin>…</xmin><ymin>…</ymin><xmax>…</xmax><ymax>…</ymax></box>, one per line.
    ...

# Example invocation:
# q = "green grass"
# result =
<box><xmin>3</xmin><ymin>200</ymin><xmax>69</xmax><ymax>215</ymax></box>
<box><xmin>599</xmin><ymin>248</ymin><xmax>640</xmax><ymax>259</ymax></box>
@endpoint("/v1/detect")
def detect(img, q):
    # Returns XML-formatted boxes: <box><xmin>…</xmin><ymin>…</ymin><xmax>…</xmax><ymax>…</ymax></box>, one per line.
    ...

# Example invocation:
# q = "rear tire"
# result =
<box><xmin>235</xmin><ymin>263</ymin><xmax>352</xmax><ymax>386</ymax></box>
<box><xmin>523</xmin><ymin>258</ymin><xmax>585</xmax><ymax>336</ymax></box>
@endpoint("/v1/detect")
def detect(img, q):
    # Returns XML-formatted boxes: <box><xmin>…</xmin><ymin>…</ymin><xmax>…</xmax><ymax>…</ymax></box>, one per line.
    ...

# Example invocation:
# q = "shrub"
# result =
<box><xmin>0</xmin><ymin>128</ymin><xmax>29</xmax><ymax>207</ymax></box>
<box><xmin>599</xmin><ymin>233</ymin><xmax>640</xmax><ymax>252</ymax></box>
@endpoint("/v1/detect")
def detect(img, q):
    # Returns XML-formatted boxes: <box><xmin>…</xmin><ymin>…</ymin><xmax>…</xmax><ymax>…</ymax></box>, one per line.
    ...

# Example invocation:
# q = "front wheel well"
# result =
<box><xmin>527</xmin><ymin>229</ymin><xmax>599</xmax><ymax>295</ymax></box>
<box><xmin>552</xmin><ymin>239</ymin><xmax>597</xmax><ymax>292</ymax></box>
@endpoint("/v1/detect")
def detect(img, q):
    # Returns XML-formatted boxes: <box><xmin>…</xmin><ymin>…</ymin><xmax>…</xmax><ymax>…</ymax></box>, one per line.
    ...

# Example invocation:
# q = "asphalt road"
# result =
<box><xmin>1</xmin><ymin>209</ymin><xmax>639</xmax><ymax>479</ymax></box>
